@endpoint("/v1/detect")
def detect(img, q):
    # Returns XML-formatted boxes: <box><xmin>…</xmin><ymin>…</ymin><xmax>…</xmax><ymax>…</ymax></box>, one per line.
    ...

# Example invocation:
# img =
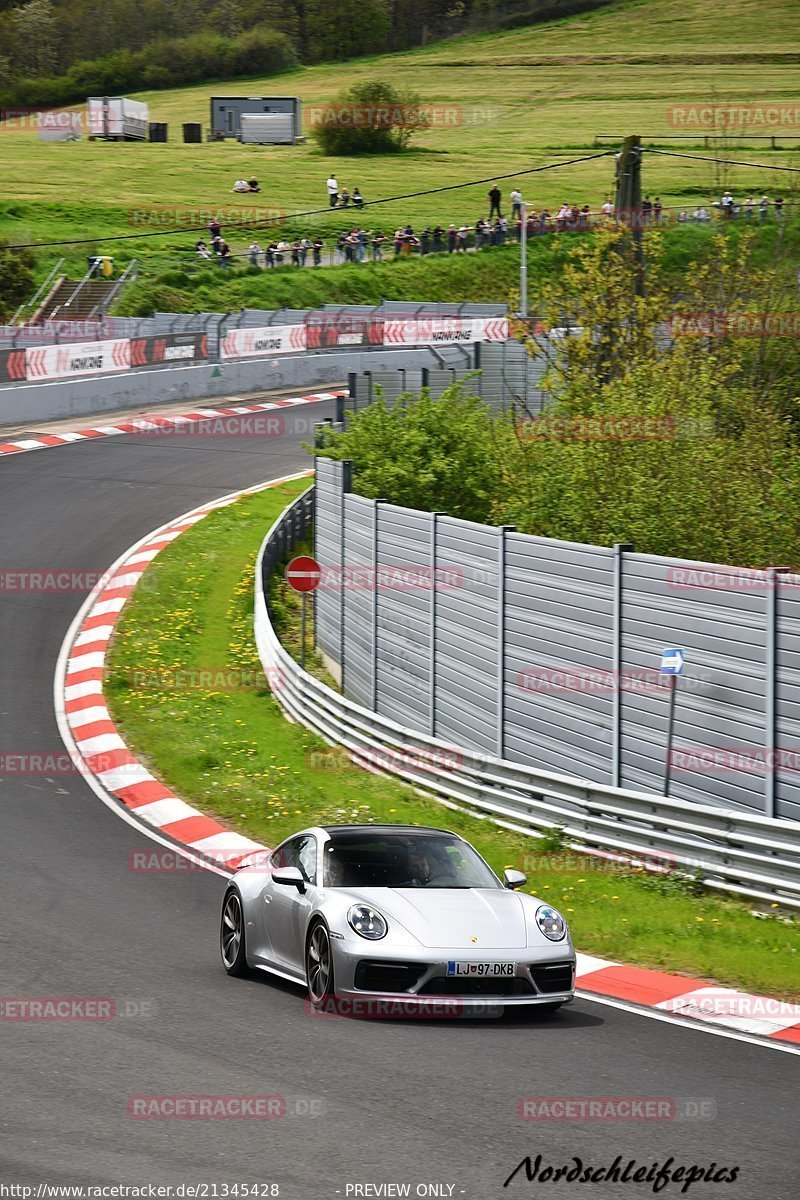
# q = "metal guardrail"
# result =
<box><xmin>254</xmin><ymin>487</ymin><xmax>800</xmax><ymax>910</ymax></box>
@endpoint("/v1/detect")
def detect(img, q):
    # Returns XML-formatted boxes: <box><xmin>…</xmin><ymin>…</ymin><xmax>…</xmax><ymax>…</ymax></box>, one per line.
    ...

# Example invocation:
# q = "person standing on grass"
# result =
<box><xmin>447</xmin><ymin>224</ymin><xmax>457</xmax><ymax>253</ymax></box>
<box><xmin>300</xmin><ymin>236</ymin><xmax>313</xmax><ymax>266</ymax></box>
<box><xmin>774</xmin><ymin>196</ymin><xmax>784</xmax><ymax>219</ymax></box>
<box><xmin>312</xmin><ymin>237</ymin><xmax>323</xmax><ymax>266</ymax></box>
<box><xmin>326</xmin><ymin>175</ymin><xmax>338</xmax><ymax>207</ymax></box>
<box><xmin>208</xmin><ymin>217</ymin><xmax>222</xmax><ymax>242</ymax></box>
<box><xmin>744</xmin><ymin>196</ymin><xmax>754</xmax><ymax>219</ymax></box>
<box><xmin>266</xmin><ymin>243</ymin><xmax>276</xmax><ymax>268</ymax></box>
<box><xmin>653</xmin><ymin>197</ymin><xmax>663</xmax><ymax>224</ymax></box>
<box><xmin>216</xmin><ymin>238</ymin><xmax>231</xmax><ymax>268</ymax></box>
<box><xmin>291</xmin><ymin>239</ymin><xmax>301</xmax><ymax>267</ymax></box>
<box><xmin>759</xmin><ymin>195</ymin><xmax>769</xmax><ymax>220</ymax></box>
<box><xmin>488</xmin><ymin>183</ymin><xmax>502</xmax><ymax>220</ymax></box>
<box><xmin>420</xmin><ymin>226</ymin><xmax>431</xmax><ymax>255</ymax></box>
<box><xmin>432</xmin><ymin>225</ymin><xmax>444</xmax><ymax>253</ymax></box>
<box><xmin>248</xmin><ymin>241</ymin><xmax>262</xmax><ymax>268</ymax></box>
<box><xmin>372</xmin><ymin>231</ymin><xmax>385</xmax><ymax>261</ymax></box>
<box><xmin>510</xmin><ymin>187</ymin><xmax>522</xmax><ymax>220</ymax></box>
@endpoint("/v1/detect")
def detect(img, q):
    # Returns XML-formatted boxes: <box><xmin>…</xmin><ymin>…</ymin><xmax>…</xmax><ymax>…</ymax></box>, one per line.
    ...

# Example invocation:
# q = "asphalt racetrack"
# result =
<box><xmin>0</xmin><ymin>401</ymin><xmax>797</xmax><ymax>1198</ymax></box>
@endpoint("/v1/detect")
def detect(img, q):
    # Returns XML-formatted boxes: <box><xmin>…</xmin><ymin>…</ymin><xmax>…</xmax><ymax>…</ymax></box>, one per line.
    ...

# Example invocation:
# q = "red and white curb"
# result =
<box><xmin>55</xmin><ymin>473</ymin><xmax>313</xmax><ymax>871</ymax></box>
<box><xmin>0</xmin><ymin>390</ymin><xmax>345</xmax><ymax>459</ymax></box>
<box><xmin>54</xmin><ymin>474</ymin><xmax>800</xmax><ymax>1049</ymax></box>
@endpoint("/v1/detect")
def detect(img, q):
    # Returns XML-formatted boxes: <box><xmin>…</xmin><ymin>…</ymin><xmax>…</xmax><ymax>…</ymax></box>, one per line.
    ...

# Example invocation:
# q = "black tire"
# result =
<box><xmin>220</xmin><ymin>888</ymin><xmax>248</xmax><ymax>976</ymax></box>
<box><xmin>305</xmin><ymin>920</ymin><xmax>335</xmax><ymax>1007</ymax></box>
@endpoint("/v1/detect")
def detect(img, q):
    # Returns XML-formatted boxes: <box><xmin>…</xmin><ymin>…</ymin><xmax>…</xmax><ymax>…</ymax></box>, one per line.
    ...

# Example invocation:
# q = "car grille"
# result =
<box><xmin>530</xmin><ymin>962</ymin><xmax>574</xmax><ymax>994</ymax></box>
<box><xmin>418</xmin><ymin>976</ymin><xmax>535</xmax><ymax>997</ymax></box>
<box><xmin>354</xmin><ymin>961</ymin><xmax>427</xmax><ymax>993</ymax></box>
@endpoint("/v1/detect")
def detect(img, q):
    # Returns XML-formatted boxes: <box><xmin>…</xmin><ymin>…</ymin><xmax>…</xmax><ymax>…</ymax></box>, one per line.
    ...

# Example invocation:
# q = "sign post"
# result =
<box><xmin>659</xmin><ymin>647</ymin><xmax>685</xmax><ymax>797</ymax></box>
<box><xmin>284</xmin><ymin>555</ymin><xmax>322</xmax><ymax>670</ymax></box>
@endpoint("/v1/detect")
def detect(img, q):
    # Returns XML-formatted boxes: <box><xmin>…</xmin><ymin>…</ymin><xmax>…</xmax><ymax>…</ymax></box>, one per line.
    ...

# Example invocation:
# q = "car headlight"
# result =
<box><xmin>348</xmin><ymin>905</ymin><xmax>388</xmax><ymax>940</ymax></box>
<box><xmin>536</xmin><ymin>904</ymin><xmax>567</xmax><ymax>941</ymax></box>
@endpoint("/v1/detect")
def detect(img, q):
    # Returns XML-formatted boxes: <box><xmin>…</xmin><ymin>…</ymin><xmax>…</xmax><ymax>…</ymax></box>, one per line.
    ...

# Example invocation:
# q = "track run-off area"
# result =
<box><xmin>0</xmin><ymin>396</ymin><xmax>797</xmax><ymax>1197</ymax></box>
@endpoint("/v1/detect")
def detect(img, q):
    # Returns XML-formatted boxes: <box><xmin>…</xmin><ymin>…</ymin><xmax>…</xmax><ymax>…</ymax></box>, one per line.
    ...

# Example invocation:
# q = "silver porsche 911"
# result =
<box><xmin>220</xmin><ymin>825</ymin><xmax>576</xmax><ymax>1014</ymax></box>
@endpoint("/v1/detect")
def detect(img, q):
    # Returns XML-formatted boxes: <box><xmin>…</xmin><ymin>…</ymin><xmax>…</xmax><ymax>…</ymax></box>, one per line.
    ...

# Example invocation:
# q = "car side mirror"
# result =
<box><xmin>272</xmin><ymin>866</ymin><xmax>306</xmax><ymax>893</ymax></box>
<box><xmin>504</xmin><ymin>868</ymin><xmax>527</xmax><ymax>891</ymax></box>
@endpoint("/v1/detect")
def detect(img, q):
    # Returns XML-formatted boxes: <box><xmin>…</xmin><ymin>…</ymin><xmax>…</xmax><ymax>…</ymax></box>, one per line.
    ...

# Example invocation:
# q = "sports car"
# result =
<box><xmin>220</xmin><ymin>824</ymin><xmax>576</xmax><ymax>1014</ymax></box>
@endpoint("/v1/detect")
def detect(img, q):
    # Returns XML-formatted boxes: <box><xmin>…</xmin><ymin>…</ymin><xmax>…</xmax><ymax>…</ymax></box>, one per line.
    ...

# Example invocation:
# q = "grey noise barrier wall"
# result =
<box><xmin>314</xmin><ymin>458</ymin><xmax>800</xmax><ymax>823</ymax></box>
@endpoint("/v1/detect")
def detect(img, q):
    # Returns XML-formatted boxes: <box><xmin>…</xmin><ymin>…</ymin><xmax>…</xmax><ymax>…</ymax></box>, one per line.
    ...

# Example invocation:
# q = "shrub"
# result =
<box><xmin>312</xmin><ymin>79</ymin><xmax>431</xmax><ymax>156</ymax></box>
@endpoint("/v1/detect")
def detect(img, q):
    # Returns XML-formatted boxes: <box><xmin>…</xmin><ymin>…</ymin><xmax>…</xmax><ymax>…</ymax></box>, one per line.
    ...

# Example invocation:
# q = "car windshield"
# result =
<box><xmin>322</xmin><ymin>832</ymin><xmax>501</xmax><ymax>889</ymax></box>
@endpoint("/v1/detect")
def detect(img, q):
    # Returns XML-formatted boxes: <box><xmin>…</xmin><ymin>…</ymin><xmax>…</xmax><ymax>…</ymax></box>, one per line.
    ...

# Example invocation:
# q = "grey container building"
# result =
<box><xmin>210</xmin><ymin>97</ymin><xmax>302</xmax><ymax>141</ymax></box>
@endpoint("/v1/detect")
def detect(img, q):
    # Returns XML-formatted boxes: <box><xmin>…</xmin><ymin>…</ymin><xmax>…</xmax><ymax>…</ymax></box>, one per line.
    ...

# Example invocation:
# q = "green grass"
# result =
<box><xmin>2</xmin><ymin>0</ymin><xmax>799</xmax><ymax>290</ymax></box>
<box><xmin>104</xmin><ymin>481</ymin><xmax>800</xmax><ymax>1000</ymax></box>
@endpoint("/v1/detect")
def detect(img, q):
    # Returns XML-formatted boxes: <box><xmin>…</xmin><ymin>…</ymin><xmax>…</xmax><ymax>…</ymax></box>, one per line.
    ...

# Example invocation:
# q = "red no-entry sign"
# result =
<box><xmin>285</xmin><ymin>555</ymin><xmax>322</xmax><ymax>593</ymax></box>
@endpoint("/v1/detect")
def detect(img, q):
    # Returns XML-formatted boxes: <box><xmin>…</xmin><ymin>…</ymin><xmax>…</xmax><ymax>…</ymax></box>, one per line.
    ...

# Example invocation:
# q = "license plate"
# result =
<box><xmin>446</xmin><ymin>961</ymin><xmax>515</xmax><ymax>977</ymax></box>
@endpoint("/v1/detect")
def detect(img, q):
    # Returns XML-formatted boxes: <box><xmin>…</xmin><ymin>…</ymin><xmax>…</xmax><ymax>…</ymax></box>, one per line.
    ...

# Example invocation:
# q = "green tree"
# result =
<box><xmin>312</xmin><ymin>78</ymin><xmax>430</xmax><ymax>156</ymax></box>
<box><xmin>0</xmin><ymin>241</ymin><xmax>37</xmax><ymax>322</ymax></box>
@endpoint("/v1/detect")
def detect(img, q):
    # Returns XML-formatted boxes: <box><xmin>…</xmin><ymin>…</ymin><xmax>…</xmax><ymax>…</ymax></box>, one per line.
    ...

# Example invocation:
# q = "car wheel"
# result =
<box><xmin>220</xmin><ymin>888</ymin><xmax>248</xmax><ymax>976</ymax></box>
<box><xmin>306</xmin><ymin>921</ymin><xmax>334</xmax><ymax>1007</ymax></box>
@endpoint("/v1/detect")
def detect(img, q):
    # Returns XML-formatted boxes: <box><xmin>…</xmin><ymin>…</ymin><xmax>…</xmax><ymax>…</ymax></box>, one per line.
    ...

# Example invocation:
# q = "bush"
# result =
<box><xmin>312</xmin><ymin>79</ymin><xmax>431</xmax><ymax>156</ymax></box>
<box><xmin>0</xmin><ymin>240</ymin><xmax>37</xmax><ymax>321</ymax></box>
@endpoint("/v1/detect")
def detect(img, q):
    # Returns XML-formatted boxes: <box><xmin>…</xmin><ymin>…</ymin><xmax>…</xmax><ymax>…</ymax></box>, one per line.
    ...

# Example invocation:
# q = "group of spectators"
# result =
<box><xmin>325</xmin><ymin>176</ymin><xmax>365</xmax><ymax>209</ymax></box>
<box><xmin>194</xmin><ymin>183</ymin><xmax>791</xmax><ymax>269</ymax></box>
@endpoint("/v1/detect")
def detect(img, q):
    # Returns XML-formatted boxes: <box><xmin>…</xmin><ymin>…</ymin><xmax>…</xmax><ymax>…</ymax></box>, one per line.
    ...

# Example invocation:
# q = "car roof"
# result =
<box><xmin>321</xmin><ymin>824</ymin><xmax>456</xmax><ymax>836</ymax></box>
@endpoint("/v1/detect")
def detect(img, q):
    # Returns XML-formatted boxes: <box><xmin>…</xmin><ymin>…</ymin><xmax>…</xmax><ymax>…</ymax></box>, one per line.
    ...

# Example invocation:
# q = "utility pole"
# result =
<box><xmin>614</xmin><ymin>134</ymin><xmax>644</xmax><ymax>296</ymax></box>
<box><xmin>519</xmin><ymin>200</ymin><xmax>528</xmax><ymax>318</ymax></box>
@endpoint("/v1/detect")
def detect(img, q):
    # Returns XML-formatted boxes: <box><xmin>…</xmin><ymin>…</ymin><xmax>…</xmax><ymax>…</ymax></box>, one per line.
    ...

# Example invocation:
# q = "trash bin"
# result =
<box><xmin>182</xmin><ymin>122</ymin><xmax>202</xmax><ymax>144</ymax></box>
<box><xmin>148</xmin><ymin>122</ymin><xmax>168</xmax><ymax>143</ymax></box>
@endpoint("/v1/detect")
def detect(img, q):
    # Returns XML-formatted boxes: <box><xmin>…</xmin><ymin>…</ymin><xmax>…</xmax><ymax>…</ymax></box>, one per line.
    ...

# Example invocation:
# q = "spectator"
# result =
<box><xmin>693</xmin><ymin>205</ymin><xmax>709</xmax><ymax>223</ymax></box>
<box><xmin>744</xmin><ymin>196</ymin><xmax>754</xmax><ymax>219</ymax></box>
<box><xmin>195</xmin><ymin>238</ymin><xmax>211</xmax><ymax>259</ymax></box>
<box><xmin>291</xmin><ymin>239</ymin><xmax>301</xmax><ymax>268</ymax></box>
<box><xmin>488</xmin><ymin>183</ymin><xmax>502</xmax><ymax>220</ymax></box>
<box><xmin>275</xmin><ymin>239</ymin><xmax>290</xmax><ymax>265</ymax></box>
<box><xmin>601</xmin><ymin>197</ymin><xmax>614</xmax><ymax>219</ymax></box>
<box><xmin>510</xmin><ymin>188</ymin><xmax>523</xmax><ymax>220</ymax></box>
<box><xmin>432</xmin><ymin>225</ymin><xmax>444</xmax><ymax>253</ymax></box>
<box><xmin>216</xmin><ymin>238</ymin><xmax>231</xmax><ymax>268</ymax></box>
<box><xmin>265</xmin><ymin>242</ymin><xmax>276</xmax><ymax>268</ymax></box>
<box><xmin>580</xmin><ymin>203</ymin><xmax>590</xmax><ymax>229</ymax></box>
<box><xmin>456</xmin><ymin>224</ymin><xmax>469</xmax><ymax>251</ymax></box>
<box><xmin>326</xmin><ymin>175</ymin><xmax>339</xmax><ymax>207</ymax></box>
<box><xmin>372</xmin><ymin>232</ymin><xmax>385</xmax><ymax>261</ymax></box>
<box><xmin>556</xmin><ymin>203</ymin><xmax>570</xmax><ymax>232</ymax></box>
<box><xmin>420</xmin><ymin>226</ymin><xmax>431</xmax><ymax>254</ymax></box>
<box><xmin>474</xmin><ymin>217</ymin><xmax>487</xmax><ymax>249</ymax></box>
<box><xmin>759</xmin><ymin>195</ymin><xmax>769</xmax><ymax>220</ymax></box>
<box><xmin>447</xmin><ymin>224</ymin><xmax>457</xmax><ymax>253</ymax></box>
<box><xmin>208</xmin><ymin>218</ymin><xmax>222</xmax><ymax>241</ymax></box>
<box><xmin>642</xmin><ymin>195</ymin><xmax>653</xmax><ymax>224</ymax></box>
<box><xmin>721</xmin><ymin>190</ymin><xmax>734</xmax><ymax>218</ymax></box>
<box><xmin>312</xmin><ymin>237</ymin><xmax>323</xmax><ymax>266</ymax></box>
<box><xmin>248</xmin><ymin>177</ymin><xmax>260</xmax><ymax>193</ymax></box>
<box><xmin>498</xmin><ymin>215</ymin><xmax>508</xmax><ymax>243</ymax></box>
<box><xmin>233</xmin><ymin>179</ymin><xmax>249</xmax><ymax>193</ymax></box>
<box><xmin>774</xmin><ymin>196</ymin><xmax>784</xmax><ymax>220</ymax></box>
<box><xmin>340</xmin><ymin>187</ymin><xmax>351</xmax><ymax>207</ymax></box>
<box><xmin>300</xmin><ymin>236</ymin><xmax>313</xmax><ymax>267</ymax></box>
<box><xmin>653</xmin><ymin>197</ymin><xmax>663</xmax><ymax>224</ymax></box>
<box><xmin>677</xmin><ymin>210</ymin><xmax>689</xmax><ymax>223</ymax></box>
<box><xmin>247</xmin><ymin>241</ymin><xmax>262</xmax><ymax>268</ymax></box>
<box><xmin>336</xmin><ymin>232</ymin><xmax>347</xmax><ymax>263</ymax></box>
<box><xmin>393</xmin><ymin>228</ymin><xmax>403</xmax><ymax>255</ymax></box>
<box><xmin>353</xmin><ymin>187</ymin><xmax>365</xmax><ymax>209</ymax></box>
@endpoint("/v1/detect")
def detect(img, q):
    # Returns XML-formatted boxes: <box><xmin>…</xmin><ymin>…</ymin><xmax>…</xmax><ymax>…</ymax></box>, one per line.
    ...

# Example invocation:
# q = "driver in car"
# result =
<box><xmin>403</xmin><ymin>846</ymin><xmax>456</xmax><ymax>887</ymax></box>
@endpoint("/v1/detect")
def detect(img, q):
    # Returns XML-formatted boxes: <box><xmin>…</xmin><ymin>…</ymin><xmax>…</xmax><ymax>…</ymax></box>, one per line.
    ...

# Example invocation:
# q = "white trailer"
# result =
<box><xmin>239</xmin><ymin>112</ymin><xmax>297</xmax><ymax>145</ymax></box>
<box><xmin>87</xmin><ymin>97</ymin><xmax>148</xmax><ymax>141</ymax></box>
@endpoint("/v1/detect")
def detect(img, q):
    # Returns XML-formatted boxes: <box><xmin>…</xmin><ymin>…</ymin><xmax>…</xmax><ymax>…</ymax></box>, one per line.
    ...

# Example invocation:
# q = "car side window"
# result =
<box><xmin>296</xmin><ymin>836</ymin><xmax>317</xmax><ymax>885</ymax></box>
<box><xmin>271</xmin><ymin>836</ymin><xmax>317</xmax><ymax>885</ymax></box>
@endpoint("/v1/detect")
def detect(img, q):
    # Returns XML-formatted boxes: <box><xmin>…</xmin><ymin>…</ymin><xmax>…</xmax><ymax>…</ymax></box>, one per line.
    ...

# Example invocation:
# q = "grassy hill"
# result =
<box><xmin>1</xmin><ymin>0</ymin><xmax>797</xmax><ymax>302</ymax></box>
